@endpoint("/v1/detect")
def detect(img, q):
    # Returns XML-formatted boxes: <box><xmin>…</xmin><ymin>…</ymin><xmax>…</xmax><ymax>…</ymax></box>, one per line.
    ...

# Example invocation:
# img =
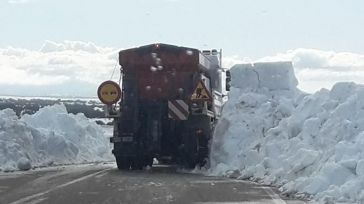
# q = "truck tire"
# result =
<box><xmin>116</xmin><ymin>156</ymin><xmax>131</xmax><ymax>170</ymax></box>
<box><xmin>131</xmin><ymin>157</ymin><xmax>143</xmax><ymax>170</ymax></box>
<box><xmin>144</xmin><ymin>156</ymin><xmax>154</xmax><ymax>167</ymax></box>
<box><xmin>180</xmin><ymin>116</ymin><xmax>212</xmax><ymax>169</ymax></box>
<box><xmin>177</xmin><ymin>130</ymin><xmax>198</xmax><ymax>169</ymax></box>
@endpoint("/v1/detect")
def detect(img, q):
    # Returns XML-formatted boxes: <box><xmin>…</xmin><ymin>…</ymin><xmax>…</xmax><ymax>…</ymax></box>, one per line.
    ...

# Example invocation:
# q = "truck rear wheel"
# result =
<box><xmin>144</xmin><ymin>156</ymin><xmax>154</xmax><ymax>167</ymax></box>
<box><xmin>116</xmin><ymin>156</ymin><xmax>131</xmax><ymax>170</ymax></box>
<box><xmin>131</xmin><ymin>157</ymin><xmax>143</xmax><ymax>170</ymax></box>
<box><xmin>178</xmin><ymin>116</ymin><xmax>212</xmax><ymax>169</ymax></box>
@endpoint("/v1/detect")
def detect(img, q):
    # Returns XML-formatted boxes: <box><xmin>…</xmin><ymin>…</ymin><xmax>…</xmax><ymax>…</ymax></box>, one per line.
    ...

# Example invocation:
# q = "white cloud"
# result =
<box><xmin>258</xmin><ymin>48</ymin><xmax>364</xmax><ymax>71</ymax></box>
<box><xmin>164</xmin><ymin>0</ymin><xmax>180</xmax><ymax>2</ymax></box>
<box><xmin>0</xmin><ymin>41</ymin><xmax>119</xmax><ymax>97</ymax></box>
<box><xmin>8</xmin><ymin>0</ymin><xmax>31</xmax><ymax>4</ymax></box>
<box><xmin>39</xmin><ymin>40</ymin><xmax>106</xmax><ymax>53</ymax></box>
<box><xmin>2</xmin><ymin>42</ymin><xmax>364</xmax><ymax>96</ymax></box>
<box><xmin>222</xmin><ymin>55</ymin><xmax>251</xmax><ymax>69</ymax></box>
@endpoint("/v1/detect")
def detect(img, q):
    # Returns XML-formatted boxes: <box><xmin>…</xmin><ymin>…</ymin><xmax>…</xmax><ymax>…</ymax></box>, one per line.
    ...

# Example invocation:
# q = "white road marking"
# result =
<box><xmin>9</xmin><ymin>168</ymin><xmax>110</xmax><ymax>204</ymax></box>
<box><xmin>78</xmin><ymin>191</ymin><xmax>99</xmax><ymax>195</ymax></box>
<box><xmin>94</xmin><ymin>171</ymin><xmax>108</xmax><ymax>178</ymax></box>
<box><xmin>262</xmin><ymin>186</ymin><xmax>286</xmax><ymax>204</ymax></box>
<box><xmin>26</xmin><ymin>197</ymin><xmax>48</xmax><ymax>204</ymax></box>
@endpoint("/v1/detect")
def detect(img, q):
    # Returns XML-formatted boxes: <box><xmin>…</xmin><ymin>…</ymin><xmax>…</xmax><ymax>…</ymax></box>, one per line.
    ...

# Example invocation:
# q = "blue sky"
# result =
<box><xmin>1</xmin><ymin>0</ymin><xmax>364</xmax><ymax>97</ymax></box>
<box><xmin>1</xmin><ymin>0</ymin><xmax>363</xmax><ymax>58</ymax></box>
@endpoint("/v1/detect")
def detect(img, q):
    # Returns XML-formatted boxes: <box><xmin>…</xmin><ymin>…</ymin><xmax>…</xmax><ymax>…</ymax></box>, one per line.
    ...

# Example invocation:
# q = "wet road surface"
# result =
<box><xmin>0</xmin><ymin>163</ymin><xmax>307</xmax><ymax>204</ymax></box>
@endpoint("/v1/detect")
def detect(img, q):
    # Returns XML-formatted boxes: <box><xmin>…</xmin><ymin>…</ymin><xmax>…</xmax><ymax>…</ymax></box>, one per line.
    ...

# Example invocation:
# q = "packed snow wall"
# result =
<box><xmin>0</xmin><ymin>104</ymin><xmax>112</xmax><ymax>172</ymax></box>
<box><xmin>209</xmin><ymin>61</ymin><xmax>364</xmax><ymax>203</ymax></box>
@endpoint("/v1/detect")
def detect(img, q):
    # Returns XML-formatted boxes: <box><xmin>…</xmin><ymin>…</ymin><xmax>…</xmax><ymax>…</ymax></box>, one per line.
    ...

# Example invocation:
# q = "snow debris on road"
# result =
<box><xmin>0</xmin><ymin>104</ymin><xmax>112</xmax><ymax>172</ymax></box>
<box><xmin>209</xmin><ymin>61</ymin><xmax>364</xmax><ymax>203</ymax></box>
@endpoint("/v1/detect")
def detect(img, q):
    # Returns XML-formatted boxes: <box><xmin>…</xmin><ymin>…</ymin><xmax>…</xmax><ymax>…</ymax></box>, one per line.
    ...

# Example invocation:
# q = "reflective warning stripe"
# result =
<box><xmin>168</xmin><ymin>100</ymin><xmax>189</xmax><ymax>120</ymax></box>
<box><xmin>171</xmin><ymin>100</ymin><xmax>189</xmax><ymax>117</ymax></box>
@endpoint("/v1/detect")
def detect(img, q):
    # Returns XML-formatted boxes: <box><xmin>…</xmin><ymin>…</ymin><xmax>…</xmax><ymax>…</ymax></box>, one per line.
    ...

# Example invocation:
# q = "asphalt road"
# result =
<box><xmin>0</xmin><ymin>163</ymin><xmax>307</xmax><ymax>204</ymax></box>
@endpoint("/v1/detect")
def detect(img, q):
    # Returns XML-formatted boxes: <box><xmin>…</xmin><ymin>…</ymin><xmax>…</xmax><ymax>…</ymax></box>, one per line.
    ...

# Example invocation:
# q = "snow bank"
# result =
<box><xmin>0</xmin><ymin>104</ymin><xmax>112</xmax><ymax>172</ymax></box>
<box><xmin>209</xmin><ymin>62</ymin><xmax>364</xmax><ymax>203</ymax></box>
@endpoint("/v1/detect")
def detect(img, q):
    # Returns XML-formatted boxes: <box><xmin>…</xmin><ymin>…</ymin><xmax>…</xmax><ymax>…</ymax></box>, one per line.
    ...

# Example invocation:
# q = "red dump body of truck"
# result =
<box><xmin>119</xmin><ymin>44</ymin><xmax>201</xmax><ymax>101</ymax></box>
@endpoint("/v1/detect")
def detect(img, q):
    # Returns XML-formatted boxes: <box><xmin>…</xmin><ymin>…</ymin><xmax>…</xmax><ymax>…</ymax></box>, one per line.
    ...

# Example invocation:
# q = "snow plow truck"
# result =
<box><xmin>98</xmin><ymin>43</ymin><xmax>230</xmax><ymax>170</ymax></box>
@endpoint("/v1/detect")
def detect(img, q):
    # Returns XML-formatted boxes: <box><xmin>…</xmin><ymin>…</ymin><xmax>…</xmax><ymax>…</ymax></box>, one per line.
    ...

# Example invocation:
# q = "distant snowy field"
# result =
<box><xmin>0</xmin><ymin>104</ymin><xmax>113</xmax><ymax>172</ymax></box>
<box><xmin>208</xmin><ymin>62</ymin><xmax>364</xmax><ymax>203</ymax></box>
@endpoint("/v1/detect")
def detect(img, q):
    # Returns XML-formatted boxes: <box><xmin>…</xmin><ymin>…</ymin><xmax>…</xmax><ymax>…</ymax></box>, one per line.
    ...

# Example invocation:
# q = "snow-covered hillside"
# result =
<box><xmin>0</xmin><ymin>104</ymin><xmax>112</xmax><ymax>172</ymax></box>
<box><xmin>209</xmin><ymin>61</ymin><xmax>364</xmax><ymax>203</ymax></box>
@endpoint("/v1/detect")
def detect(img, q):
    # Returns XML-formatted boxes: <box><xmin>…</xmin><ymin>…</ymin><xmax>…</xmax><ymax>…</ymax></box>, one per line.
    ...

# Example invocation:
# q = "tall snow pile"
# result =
<box><xmin>209</xmin><ymin>61</ymin><xmax>364</xmax><ymax>203</ymax></box>
<box><xmin>0</xmin><ymin>104</ymin><xmax>112</xmax><ymax>171</ymax></box>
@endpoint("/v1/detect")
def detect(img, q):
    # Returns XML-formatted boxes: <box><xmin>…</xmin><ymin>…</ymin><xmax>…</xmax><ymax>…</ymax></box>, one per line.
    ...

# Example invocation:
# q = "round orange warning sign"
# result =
<box><xmin>97</xmin><ymin>81</ymin><xmax>122</xmax><ymax>105</ymax></box>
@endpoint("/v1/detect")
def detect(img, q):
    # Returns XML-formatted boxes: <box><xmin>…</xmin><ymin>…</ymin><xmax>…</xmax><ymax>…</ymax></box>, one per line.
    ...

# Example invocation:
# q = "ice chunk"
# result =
<box><xmin>209</xmin><ymin>61</ymin><xmax>364</xmax><ymax>203</ymax></box>
<box><xmin>17</xmin><ymin>157</ymin><xmax>31</xmax><ymax>171</ymax></box>
<box><xmin>0</xmin><ymin>104</ymin><xmax>112</xmax><ymax>172</ymax></box>
<box><xmin>230</xmin><ymin>61</ymin><xmax>298</xmax><ymax>91</ymax></box>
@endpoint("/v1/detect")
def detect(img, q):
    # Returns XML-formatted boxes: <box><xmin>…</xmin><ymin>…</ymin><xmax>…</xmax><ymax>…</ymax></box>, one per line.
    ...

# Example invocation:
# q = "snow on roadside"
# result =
<box><xmin>209</xmin><ymin>62</ymin><xmax>364</xmax><ymax>203</ymax></box>
<box><xmin>0</xmin><ymin>104</ymin><xmax>112</xmax><ymax>172</ymax></box>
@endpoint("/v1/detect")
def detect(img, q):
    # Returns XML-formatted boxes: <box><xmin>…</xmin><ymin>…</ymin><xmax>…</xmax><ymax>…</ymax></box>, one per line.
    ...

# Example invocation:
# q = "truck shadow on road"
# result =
<box><xmin>107</xmin><ymin>164</ymin><xmax>204</xmax><ymax>177</ymax></box>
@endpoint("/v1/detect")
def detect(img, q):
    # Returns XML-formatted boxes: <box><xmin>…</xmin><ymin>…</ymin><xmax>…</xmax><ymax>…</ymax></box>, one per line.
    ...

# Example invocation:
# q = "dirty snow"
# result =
<box><xmin>209</xmin><ymin>61</ymin><xmax>364</xmax><ymax>203</ymax></box>
<box><xmin>0</xmin><ymin>104</ymin><xmax>112</xmax><ymax>172</ymax></box>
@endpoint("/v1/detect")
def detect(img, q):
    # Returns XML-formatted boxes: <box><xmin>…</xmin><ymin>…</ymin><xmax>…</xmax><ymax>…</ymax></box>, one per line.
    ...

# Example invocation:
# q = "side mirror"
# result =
<box><xmin>225</xmin><ymin>70</ymin><xmax>231</xmax><ymax>91</ymax></box>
